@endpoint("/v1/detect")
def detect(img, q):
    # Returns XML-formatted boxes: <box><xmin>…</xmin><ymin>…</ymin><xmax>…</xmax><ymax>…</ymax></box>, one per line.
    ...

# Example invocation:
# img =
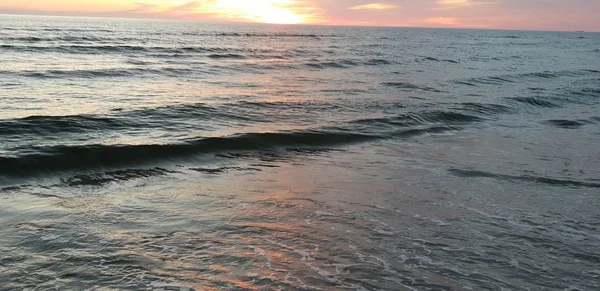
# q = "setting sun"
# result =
<box><xmin>212</xmin><ymin>0</ymin><xmax>306</xmax><ymax>24</ymax></box>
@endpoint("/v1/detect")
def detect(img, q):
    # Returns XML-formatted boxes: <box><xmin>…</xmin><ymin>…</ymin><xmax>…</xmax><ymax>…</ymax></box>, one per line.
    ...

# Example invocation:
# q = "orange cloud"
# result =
<box><xmin>175</xmin><ymin>0</ymin><xmax>323</xmax><ymax>24</ymax></box>
<box><xmin>1</xmin><ymin>0</ymin><xmax>599</xmax><ymax>31</ymax></box>
<box><xmin>348</xmin><ymin>3</ymin><xmax>399</xmax><ymax>10</ymax></box>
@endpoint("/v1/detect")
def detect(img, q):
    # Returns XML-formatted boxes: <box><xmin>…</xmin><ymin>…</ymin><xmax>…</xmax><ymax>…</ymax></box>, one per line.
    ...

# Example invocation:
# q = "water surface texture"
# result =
<box><xmin>1</xmin><ymin>15</ymin><xmax>600</xmax><ymax>290</ymax></box>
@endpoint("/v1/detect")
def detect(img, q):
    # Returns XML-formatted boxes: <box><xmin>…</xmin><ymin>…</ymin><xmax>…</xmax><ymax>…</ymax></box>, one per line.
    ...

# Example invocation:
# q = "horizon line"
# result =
<box><xmin>1</xmin><ymin>12</ymin><xmax>598</xmax><ymax>33</ymax></box>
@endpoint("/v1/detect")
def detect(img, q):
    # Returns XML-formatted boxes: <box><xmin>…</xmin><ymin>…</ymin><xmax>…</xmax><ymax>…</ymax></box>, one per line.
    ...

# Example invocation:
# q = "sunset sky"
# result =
<box><xmin>1</xmin><ymin>0</ymin><xmax>599</xmax><ymax>31</ymax></box>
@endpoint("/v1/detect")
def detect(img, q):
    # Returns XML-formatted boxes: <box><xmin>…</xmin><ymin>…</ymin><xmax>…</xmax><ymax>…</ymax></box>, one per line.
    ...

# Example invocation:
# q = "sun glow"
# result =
<box><xmin>212</xmin><ymin>0</ymin><xmax>306</xmax><ymax>24</ymax></box>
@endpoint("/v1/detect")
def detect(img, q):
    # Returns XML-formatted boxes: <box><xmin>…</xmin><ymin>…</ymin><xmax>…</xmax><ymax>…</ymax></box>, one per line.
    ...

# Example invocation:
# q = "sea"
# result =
<box><xmin>1</xmin><ymin>15</ymin><xmax>599</xmax><ymax>290</ymax></box>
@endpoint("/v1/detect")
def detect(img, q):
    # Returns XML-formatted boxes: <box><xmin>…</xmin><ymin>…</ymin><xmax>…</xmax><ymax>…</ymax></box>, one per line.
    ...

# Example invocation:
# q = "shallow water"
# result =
<box><xmin>1</xmin><ymin>15</ymin><xmax>599</xmax><ymax>290</ymax></box>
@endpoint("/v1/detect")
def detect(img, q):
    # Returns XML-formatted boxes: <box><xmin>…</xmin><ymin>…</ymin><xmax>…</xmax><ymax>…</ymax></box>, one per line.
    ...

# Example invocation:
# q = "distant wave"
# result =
<box><xmin>453</xmin><ymin>69</ymin><xmax>597</xmax><ymax>87</ymax></box>
<box><xmin>449</xmin><ymin>169</ymin><xmax>600</xmax><ymax>189</ymax></box>
<box><xmin>304</xmin><ymin>59</ymin><xmax>393</xmax><ymax>69</ymax></box>
<box><xmin>0</xmin><ymin>44</ymin><xmax>287</xmax><ymax>57</ymax></box>
<box><xmin>0</xmin><ymin>44</ymin><xmax>225</xmax><ymax>55</ymax></box>
<box><xmin>0</xmin><ymin>67</ymin><xmax>198</xmax><ymax>79</ymax></box>
<box><xmin>0</xmin><ymin>115</ymin><xmax>130</xmax><ymax>135</ymax></box>
<box><xmin>3</xmin><ymin>27</ymin><xmax>114</xmax><ymax>32</ymax></box>
<box><xmin>0</xmin><ymin>124</ymin><xmax>476</xmax><ymax>178</ymax></box>
<box><xmin>0</xmin><ymin>103</ymin><xmax>266</xmax><ymax>137</ymax></box>
<box><xmin>0</xmin><ymin>130</ymin><xmax>378</xmax><ymax>176</ymax></box>
<box><xmin>0</xmin><ymin>105</ymin><xmax>494</xmax><ymax>176</ymax></box>
<box><xmin>4</xmin><ymin>36</ymin><xmax>103</xmax><ymax>42</ymax></box>
<box><xmin>350</xmin><ymin>111</ymin><xmax>483</xmax><ymax>130</ymax></box>
<box><xmin>182</xmin><ymin>32</ymin><xmax>337</xmax><ymax>38</ymax></box>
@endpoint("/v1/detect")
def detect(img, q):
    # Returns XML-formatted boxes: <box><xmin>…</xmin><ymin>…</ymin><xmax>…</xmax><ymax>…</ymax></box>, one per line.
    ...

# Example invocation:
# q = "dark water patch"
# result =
<box><xmin>0</xmin><ymin>115</ymin><xmax>130</xmax><ymax>136</ymax></box>
<box><xmin>340</xmin><ymin>59</ymin><xmax>359</xmax><ymax>66</ymax></box>
<box><xmin>3</xmin><ymin>36</ymin><xmax>44</xmax><ymax>42</ymax></box>
<box><xmin>133</xmin><ymin>102</ymin><xmax>264</xmax><ymax>123</ymax></box>
<box><xmin>382</xmin><ymin>82</ymin><xmax>421</xmax><ymax>90</ymax></box>
<box><xmin>381</xmin><ymin>82</ymin><xmax>442</xmax><ymax>92</ymax></box>
<box><xmin>460</xmin><ymin>102</ymin><xmax>514</xmax><ymax>115</ymax></box>
<box><xmin>477</xmin><ymin>57</ymin><xmax>502</xmax><ymax>61</ymax></box>
<box><xmin>19</xmin><ymin>69</ymin><xmax>135</xmax><ymax>79</ymax></box>
<box><xmin>124</xmin><ymin>59</ymin><xmax>156</xmax><ymax>66</ymax></box>
<box><xmin>50</xmin><ymin>45</ymin><xmax>149</xmax><ymax>54</ymax></box>
<box><xmin>3</xmin><ymin>36</ymin><xmax>105</xmax><ymax>42</ymax></box>
<box><xmin>449</xmin><ymin>169</ymin><xmax>600</xmax><ymax>189</ymax></box>
<box><xmin>0</xmin><ymin>44</ymin><xmax>239</xmax><ymax>55</ymax></box>
<box><xmin>509</xmin><ymin>97</ymin><xmax>559</xmax><ymax>108</ymax></box>
<box><xmin>214</xmin><ymin>152</ymin><xmax>253</xmax><ymax>159</ymax></box>
<box><xmin>0</xmin><ymin>44</ymin><xmax>17</xmax><ymax>50</ymax></box>
<box><xmin>255</xmin><ymin>54</ymin><xmax>289</xmax><ymax>60</ymax></box>
<box><xmin>305</xmin><ymin>59</ymin><xmax>393</xmax><ymax>69</ymax></box>
<box><xmin>305</xmin><ymin>61</ymin><xmax>348</xmax><ymax>69</ymax></box>
<box><xmin>543</xmin><ymin>120</ymin><xmax>586</xmax><ymax>129</ymax></box>
<box><xmin>352</xmin><ymin>111</ymin><xmax>484</xmax><ymax>129</ymax></box>
<box><xmin>524</xmin><ymin>72</ymin><xmax>559</xmax><ymax>79</ymax></box>
<box><xmin>466</xmin><ymin>76</ymin><xmax>516</xmax><ymax>85</ymax></box>
<box><xmin>0</xmin><ymin>130</ymin><xmax>378</xmax><ymax>177</ymax></box>
<box><xmin>528</xmin><ymin>87</ymin><xmax>546</xmax><ymax>92</ymax></box>
<box><xmin>190</xmin><ymin>166</ymin><xmax>262</xmax><ymax>174</ymax></box>
<box><xmin>135</xmin><ymin>100</ymin><xmax>341</xmax><ymax>124</ymax></box>
<box><xmin>365</xmin><ymin>59</ymin><xmax>391</xmax><ymax>66</ymax></box>
<box><xmin>417</xmin><ymin>57</ymin><xmax>459</xmax><ymax>64</ymax></box>
<box><xmin>57</xmin><ymin>36</ymin><xmax>105</xmax><ymax>42</ymax></box>
<box><xmin>207</xmin><ymin>53</ymin><xmax>247</xmax><ymax>59</ymax></box>
<box><xmin>570</xmin><ymin>87</ymin><xmax>600</xmax><ymax>98</ymax></box>
<box><xmin>454</xmin><ymin>80</ymin><xmax>478</xmax><ymax>87</ymax></box>
<box><xmin>1</xmin><ymin>27</ymin><xmax>113</xmax><ymax>33</ymax></box>
<box><xmin>2</xmin><ymin>67</ymin><xmax>197</xmax><ymax>79</ymax></box>
<box><xmin>60</xmin><ymin>168</ymin><xmax>177</xmax><ymax>186</ymax></box>
<box><xmin>0</xmin><ymin>114</ymin><xmax>470</xmax><ymax>177</ymax></box>
<box><xmin>0</xmin><ymin>103</ymin><xmax>267</xmax><ymax>138</ymax></box>
<box><xmin>285</xmin><ymin>147</ymin><xmax>342</xmax><ymax>156</ymax></box>
<box><xmin>457</xmin><ymin>70</ymin><xmax>592</xmax><ymax>87</ymax></box>
<box><xmin>444</xmin><ymin>59</ymin><xmax>460</xmax><ymax>64</ymax></box>
<box><xmin>0</xmin><ymin>82</ymin><xmax>23</xmax><ymax>88</ymax></box>
<box><xmin>570</xmin><ymin>252</ymin><xmax>600</xmax><ymax>264</ymax></box>
<box><xmin>180</xmin><ymin>46</ymin><xmax>231</xmax><ymax>53</ymax></box>
<box><xmin>415</xmin><ymin>111</ymin><xmax>485</xmax><ymax>124</ymax></box>
<box><xmin>249</xmin><ymin>163</ymin><xmax>280</xmax><ymax>168</ymax></box>
<box><xmin>523</xmin><ymin>70</ymin><xmax>593</xmax><ymax>79</ymax></box>
<box><xmin>1</xmin><ymin>185</ymin><xmax>24</xmax><ymax>192</ymax></box>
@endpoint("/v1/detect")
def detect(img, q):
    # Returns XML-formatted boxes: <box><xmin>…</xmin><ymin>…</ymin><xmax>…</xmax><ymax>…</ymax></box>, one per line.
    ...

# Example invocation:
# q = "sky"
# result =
<box><xmin>1</xmin><ymin>0</ymin><xmax>599</xmax><ymax>31</ymax></box>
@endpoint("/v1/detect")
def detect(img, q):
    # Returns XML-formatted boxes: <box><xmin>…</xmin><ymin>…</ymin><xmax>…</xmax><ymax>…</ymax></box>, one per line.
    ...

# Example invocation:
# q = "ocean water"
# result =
<box><xmin>1</xmin><ymin>14</ymin><xmax>599</xmax><ymax>290</ymax></box>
